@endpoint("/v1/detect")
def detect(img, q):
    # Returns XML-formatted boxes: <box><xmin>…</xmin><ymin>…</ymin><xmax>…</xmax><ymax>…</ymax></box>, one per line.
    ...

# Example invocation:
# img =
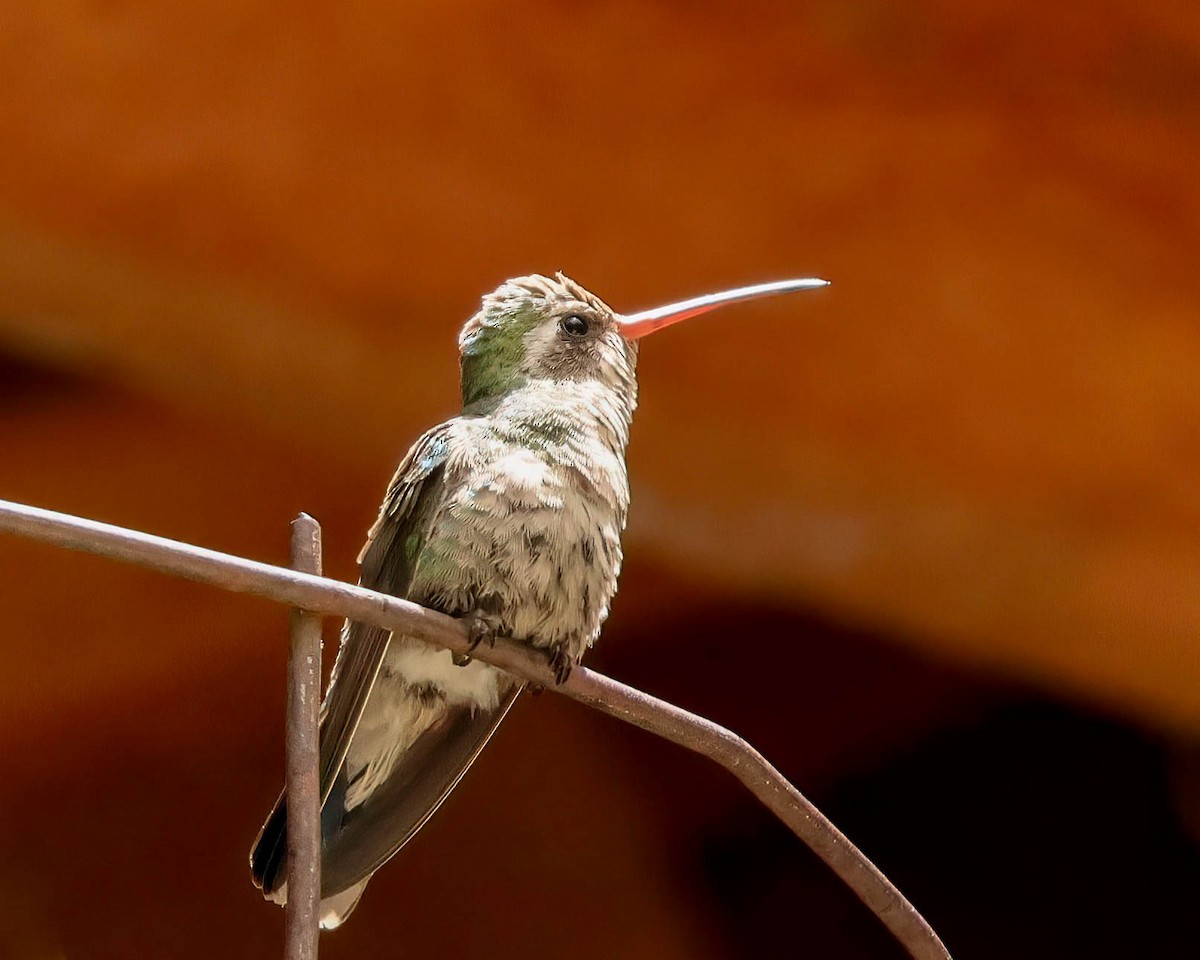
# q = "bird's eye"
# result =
<box><xmin>560</xmin><ymin>314</ymin><xmax>590</xmax><ymax>337</ymax></box>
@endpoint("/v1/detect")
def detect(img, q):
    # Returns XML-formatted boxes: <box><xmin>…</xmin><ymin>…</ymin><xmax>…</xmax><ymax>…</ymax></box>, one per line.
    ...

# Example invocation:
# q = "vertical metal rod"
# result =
<box><xmin>286</xmin><ymin>513</ymin><xmax>323</xmax><ymax>960</ymax></box>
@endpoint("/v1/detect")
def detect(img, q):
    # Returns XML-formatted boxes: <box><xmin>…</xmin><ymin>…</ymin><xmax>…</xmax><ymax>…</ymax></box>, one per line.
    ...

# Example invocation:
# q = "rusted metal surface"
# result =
<box><xmin>565</xmin><ymin>672</ymin><xmax>950</xmax><ymax>959</ymax></box>
<box><xmin>286</xmin><ymin>514</ymin><xmax>323</xmax><ymax>960</ymax></box>
<box><xmin>0</xmin><ymin>496</ymin><xmax>951</xmax><ymax>960</ymax></box>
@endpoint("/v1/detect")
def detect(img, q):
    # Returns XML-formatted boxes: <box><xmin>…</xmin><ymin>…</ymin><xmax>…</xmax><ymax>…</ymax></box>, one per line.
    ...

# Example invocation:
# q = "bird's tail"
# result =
<box><xmin>250</xmin><ymin>681</ymin><xmax>521</xmax><ymax>928</ymax></box>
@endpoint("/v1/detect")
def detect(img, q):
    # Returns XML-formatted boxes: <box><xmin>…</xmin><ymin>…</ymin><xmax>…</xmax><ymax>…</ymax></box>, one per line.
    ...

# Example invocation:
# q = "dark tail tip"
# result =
<box><xmin>250</xmin><ymin>795</ymin><xmax>289</xmax><ymax>894</ymax></box>
<box><xmin>251</xmin><ymin>772</ymin><xmax>349</xmax><ymax>896</ymax></box>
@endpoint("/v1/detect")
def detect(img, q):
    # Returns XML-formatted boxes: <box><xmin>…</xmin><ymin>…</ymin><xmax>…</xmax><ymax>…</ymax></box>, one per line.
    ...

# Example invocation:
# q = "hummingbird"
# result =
<box><xmin>249</xmin><ymin>272</ymin><xmax>827</xmax><ymax>926</ymax></box>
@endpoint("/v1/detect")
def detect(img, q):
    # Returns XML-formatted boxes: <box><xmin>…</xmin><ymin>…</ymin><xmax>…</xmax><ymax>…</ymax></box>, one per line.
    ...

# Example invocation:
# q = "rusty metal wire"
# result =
<box><xmin>0</xmin><ymin>497</ymin><xmax>952</xmax><ymax>960</ymax></box>
<box><xmin>286</xmin><ymin>515</ymin><xmax>322</xmax><ymax>960</ymax></box>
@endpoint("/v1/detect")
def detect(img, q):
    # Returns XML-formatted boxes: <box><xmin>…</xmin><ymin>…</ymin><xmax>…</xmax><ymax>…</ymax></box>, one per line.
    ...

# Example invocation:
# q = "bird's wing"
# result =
<box><xmin>315</xmin><ymin>418</ymin><xmax>527</xmax><ymax>897</ymax></box>
<box><xmin>319</xmin><ymin>422</ymin><xmax>456</xmax><ymax>799</ymax></box>
<box><xmin>250</xmin><ymin>422</ymin><xmax>454</xmax><ymax>894</ymax></box>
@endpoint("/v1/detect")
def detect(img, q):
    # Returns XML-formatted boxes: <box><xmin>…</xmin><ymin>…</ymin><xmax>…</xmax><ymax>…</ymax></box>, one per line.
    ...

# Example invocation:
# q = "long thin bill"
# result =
<box><xmin>617</xmin><ymin>277</ymin><xmax>829</xmax><ymax>340</ymax></box>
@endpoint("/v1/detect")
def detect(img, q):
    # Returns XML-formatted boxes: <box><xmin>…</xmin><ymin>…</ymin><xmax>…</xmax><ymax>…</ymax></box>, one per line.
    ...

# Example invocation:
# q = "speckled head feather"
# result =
<box><xmin>459</xmin><ymin>272</ymin><xmax>615</xmax><ymax>346</ymax></box>
<box><xmin>457</xmin><ymin>272</ymin><xmax>638</xmax><ymax>410</ymax></box>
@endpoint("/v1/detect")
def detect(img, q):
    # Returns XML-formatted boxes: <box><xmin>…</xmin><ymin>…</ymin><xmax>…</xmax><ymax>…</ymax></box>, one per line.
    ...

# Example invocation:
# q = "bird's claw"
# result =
<box><xmin>457</xmin><ymin>610</ymin><xmax>504</xmax><ymax>666</ymax></box>
<box><xmin>547</xmin><ymin>647</ymin><xmax>573</xmax><ymax>685</ymax></box>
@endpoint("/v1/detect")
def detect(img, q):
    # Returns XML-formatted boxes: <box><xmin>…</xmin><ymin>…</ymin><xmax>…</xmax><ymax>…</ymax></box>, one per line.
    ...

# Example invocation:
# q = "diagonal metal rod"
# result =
<box><xmin>0</xmin><ymin>497</ymin><xmax>951</xmax><ymax>960</ymax></box>
<box><xmin>286</xmin><ymin>515</ymin><xmax>322</xmax><ymax>960</ymax></box>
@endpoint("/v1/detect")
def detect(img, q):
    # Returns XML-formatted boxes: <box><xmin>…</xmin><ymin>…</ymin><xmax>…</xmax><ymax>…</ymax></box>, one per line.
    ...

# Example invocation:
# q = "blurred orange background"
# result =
<box><xmin>1</xmin><ymin>2</ymin><xmax>1199</xmax><ymax>957</ymax></box>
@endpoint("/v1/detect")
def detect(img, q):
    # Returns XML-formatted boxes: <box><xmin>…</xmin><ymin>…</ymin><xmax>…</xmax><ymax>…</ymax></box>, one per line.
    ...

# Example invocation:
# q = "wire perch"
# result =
<box><xmin>0</xmin><ymin>497</ymin><xmax>951</xmax><ymax>960</ymax></box>
<box><xmin>286</xmin><ymin>514</ymin><xmax>322</xmax><ymax>959</ymax></box>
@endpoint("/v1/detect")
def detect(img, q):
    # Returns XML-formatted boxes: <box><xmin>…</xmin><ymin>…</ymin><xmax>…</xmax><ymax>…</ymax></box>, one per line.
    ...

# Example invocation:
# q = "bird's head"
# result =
<box><xmin>457</xmin><ymin>272</ymin><xmax>828</xmax><ymax>410</ymax></box>
<box><xmin>458</xmin><ymin>273</ymin><xmax>632</xmax><ymax>410</ymax></box>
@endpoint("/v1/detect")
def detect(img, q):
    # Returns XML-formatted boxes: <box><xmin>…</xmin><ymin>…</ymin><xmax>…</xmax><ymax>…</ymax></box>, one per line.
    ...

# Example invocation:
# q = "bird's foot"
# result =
<box><xmin>547</xmin><ymin>646</ymin><xmax>574</xmax><ymax>686</ymax></box>
<box><xmin>465</xmin><ymin>610</ymin><xmax>503</xmax><ymax>651</ymax></box>
<box><xmin>456</xmin><ymin>610</ymin><xmax>504</xmax><ymax>666</ymax></box>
